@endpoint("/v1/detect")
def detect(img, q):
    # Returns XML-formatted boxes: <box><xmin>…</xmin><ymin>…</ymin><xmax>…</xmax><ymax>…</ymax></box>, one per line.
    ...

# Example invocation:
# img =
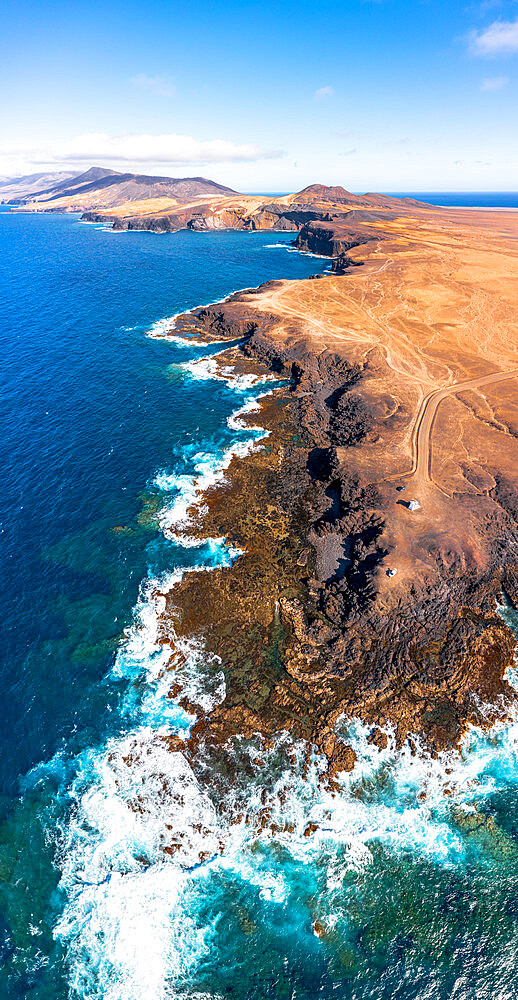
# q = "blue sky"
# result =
<box><xmin>1</xmin><ymin>0</ymin><xmax>517</xmax><ymax>190</ymax></box>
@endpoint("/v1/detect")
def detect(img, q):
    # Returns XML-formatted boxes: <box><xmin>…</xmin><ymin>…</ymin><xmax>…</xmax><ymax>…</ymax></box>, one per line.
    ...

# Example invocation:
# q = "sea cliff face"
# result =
<box><xmin>82</xmin><ymin>204</ymin><xmax>339</xmax><ymax>233</ymax></box>
<box><xmin>295</xmin><ymin>215</ymin><xmax>390</xmax><ymax>272</ymax></box>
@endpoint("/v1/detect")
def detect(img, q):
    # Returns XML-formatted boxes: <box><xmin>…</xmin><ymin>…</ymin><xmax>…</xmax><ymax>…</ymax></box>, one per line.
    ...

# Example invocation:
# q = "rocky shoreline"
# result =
<box><xmin>156</xmin><ymin>216</ymin><xmax>518</xmax><ymax>771</ymax></box>
<box><xmin>81</xmin><ymin>203</ymin><xmax>317</xmax><ymax>232</ymax></box>
<box><xmin>79</xmin><ymin>186</ymin><xmax>425</xmax><ymax>236</ymax></box>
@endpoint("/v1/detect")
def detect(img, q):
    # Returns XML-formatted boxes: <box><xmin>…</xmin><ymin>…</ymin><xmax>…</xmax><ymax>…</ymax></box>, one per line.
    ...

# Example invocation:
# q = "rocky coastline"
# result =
<box><xmin>81</xmin><ymin>203</ymin><xmax>321</xmax><ymax>232</ymax></box>
<box><xmin>156</xmin><ymin>215</ymin><xmax>518</xmax><ymax>773</ymax></box>
<box><xmin>79</xmin><ymin>186</ymin><xmax>424</xmax><ymax>235</ymax></box>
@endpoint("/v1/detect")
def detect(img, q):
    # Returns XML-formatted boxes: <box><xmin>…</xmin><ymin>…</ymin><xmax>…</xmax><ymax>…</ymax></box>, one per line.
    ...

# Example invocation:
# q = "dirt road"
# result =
<box><xmin>409</xmin><ymin>368</ymin><xmax>518</xmax><ymax>489</ymax></box>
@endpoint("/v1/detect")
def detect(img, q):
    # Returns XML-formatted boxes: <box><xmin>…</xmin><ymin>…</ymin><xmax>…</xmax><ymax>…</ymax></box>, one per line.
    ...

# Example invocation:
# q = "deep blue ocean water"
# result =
<box><xmin>2</xmin><ymin>207</ymin><xmax>518</xmax><ymax>1000</ymax></box>
<box><xmin>256</xmin><ymin>192</ymin><xmax>518</xmax><ymax>208</ymax></box>
<box><xmin>0</xmin><ymin>212</ymin><xmax>327</xmax><ymax>785</ymax></box>
<box><xmin>393</xmin><ymin>192</ymin><xmax>518</xmax><ymax>208</ymax></box>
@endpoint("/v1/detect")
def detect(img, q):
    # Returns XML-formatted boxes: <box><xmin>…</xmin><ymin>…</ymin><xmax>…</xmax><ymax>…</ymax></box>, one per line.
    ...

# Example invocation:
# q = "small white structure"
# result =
<box><xmin>407</xmin><ymin>499</ymin><xmax>421</xmax><ymax>511</ymax></box>
<box><xmin>386</xmin><ymin>568</ymin><xmax>398</xmax><ymax>578</ymax></box>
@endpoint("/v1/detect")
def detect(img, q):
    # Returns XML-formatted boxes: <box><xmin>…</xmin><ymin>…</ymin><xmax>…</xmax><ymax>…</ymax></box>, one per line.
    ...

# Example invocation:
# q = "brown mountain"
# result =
<box><xmin>5</xmin><ymin>167</ymin><xmax>238</xmax><ymax>211</ymax></box>
<box><xmin>75</xmin><ymin>182</ymin><xmax>428</xmax><ymax>235</ymax></box>
<box><xmin>293</xmin><ymin>183</ymin><xmax>426</xmax><ymax>210</ymax></box>
<box><xmin>0</xmin><ymin>170</ymin><xmax>82</xmax><ymax>203</ymax></box>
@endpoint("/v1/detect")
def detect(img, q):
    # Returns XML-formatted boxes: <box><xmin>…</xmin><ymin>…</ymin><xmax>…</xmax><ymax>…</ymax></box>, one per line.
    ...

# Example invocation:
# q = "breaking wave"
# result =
<box><xmin>146</xmin><ymin>292</ymin><xmax>242</xmax><ymax>342</ymax></box>
<box><xmin>24</xmin><ymin>339</ymin><xmax>518</xmax><ymax>998</ymax></box>
<box><xmin>39</xmin><ymin>356</ymin><xmax>281</xmax><ymax>996</ymax></box>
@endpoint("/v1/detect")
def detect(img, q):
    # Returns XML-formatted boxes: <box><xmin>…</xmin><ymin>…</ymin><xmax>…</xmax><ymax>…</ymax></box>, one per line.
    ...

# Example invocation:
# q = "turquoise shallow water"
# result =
<box><xmin>2</xmin><ymin>208</ymin><xmax>518</xmax><ymax>999</ymax></box>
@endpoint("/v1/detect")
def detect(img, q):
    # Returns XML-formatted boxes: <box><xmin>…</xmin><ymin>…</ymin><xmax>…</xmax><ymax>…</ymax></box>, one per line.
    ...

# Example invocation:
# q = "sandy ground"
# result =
<box><xmin>243</xmin><ymin>206</ymin><xmax>518</xmax><ymax>600</ymax></box>
<box><xmin>18</xmin><ymin>191</ymin><xmax>284</xmax><ymax>217</ymax></box>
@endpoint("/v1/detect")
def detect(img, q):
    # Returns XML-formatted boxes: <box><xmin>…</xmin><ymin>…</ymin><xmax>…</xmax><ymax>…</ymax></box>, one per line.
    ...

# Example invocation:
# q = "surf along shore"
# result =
<box><xmin>151</xmin><ymin>201</ymin><xmax>518</xmax><ymax>791</ymax></box>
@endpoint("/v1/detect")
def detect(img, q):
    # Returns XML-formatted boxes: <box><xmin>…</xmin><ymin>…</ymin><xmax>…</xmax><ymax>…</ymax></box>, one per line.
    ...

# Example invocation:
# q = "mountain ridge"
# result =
<box><xmin>0</xmin><ymin>166</ymin><xmax>237</xmax><ymax>209</ymax></box>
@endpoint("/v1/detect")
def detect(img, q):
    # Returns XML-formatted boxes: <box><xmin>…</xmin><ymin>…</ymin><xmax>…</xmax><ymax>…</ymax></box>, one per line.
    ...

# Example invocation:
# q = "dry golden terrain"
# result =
<box><xmin>161</xmin><ymin>202</ymin><xmax>518</xmax><ymax>753</ymax></box>
<box><xmin>242</xmin><ymin>206</ymin><xmax>518</xmax><ymax>606</ymax></box>
<box><xmin>18</xmin><ymin>184</ymin><xmax>418</xmax><ymax>224</ymax></box>
<box><xmin>17</xmin><ymin>191</ymin><xmax>286</xmax><ymax>217</ymax></box>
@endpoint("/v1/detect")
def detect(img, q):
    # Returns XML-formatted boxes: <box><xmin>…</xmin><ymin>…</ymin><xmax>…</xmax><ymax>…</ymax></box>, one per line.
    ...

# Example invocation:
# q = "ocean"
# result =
<box><xmin>2</xmin><ymin>207</ymin><xmax>518</xmax><ymax>999</ymax></box>
<box><xmin>257</xmin><ymin>192</ymin><xmax>518</xmax><ymax>209</ymax></box>
<box><xmin>395</xmin><ymin>192</ymin><xmax>518</xmax><ymax>208</ymax></box>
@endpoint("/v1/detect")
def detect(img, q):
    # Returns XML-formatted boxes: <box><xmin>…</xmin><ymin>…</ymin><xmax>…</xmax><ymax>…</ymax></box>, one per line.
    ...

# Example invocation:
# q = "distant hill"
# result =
<box><xmin>292</xmin><ymin>183</ymin><xmax>426</xmax><ymax>210</ymax></box>
<box><xmin>0</xmin><ymin>170</ymin><xmax>81</xmax><ymax>202</ymax></box>
<box><xmin>293</xmin><ymin>184</ymin><xmax>363</xmax><ymax>205</ymax></box>
<box><xmin>3</xmin><ymin>172</ymin><xmax>428</xmax><ymax>232</ymax></box>
<box><xmin>1</xmin><ymin>167</ymin><xmax>238</xmax><ymax>210</ymax></box>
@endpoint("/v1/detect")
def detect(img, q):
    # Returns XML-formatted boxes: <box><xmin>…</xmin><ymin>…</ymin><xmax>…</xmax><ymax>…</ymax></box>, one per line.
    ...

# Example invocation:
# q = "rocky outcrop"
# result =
<box><xmin>295</xmin><ymin>214</ymin><xmax>392</xmax><ymax>271</ymax></box>
<box><xmin>83</xmin><ymin>203</ymin><xmax>344</xmax><ymax>234</ymax></box>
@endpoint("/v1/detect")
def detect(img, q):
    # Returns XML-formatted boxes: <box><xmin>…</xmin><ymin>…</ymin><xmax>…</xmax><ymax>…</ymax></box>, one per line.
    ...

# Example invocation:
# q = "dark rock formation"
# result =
<box><xmin>295</xmin><ymin>214</ymin><xmax>392</xmax><ymax>271</ymax></box>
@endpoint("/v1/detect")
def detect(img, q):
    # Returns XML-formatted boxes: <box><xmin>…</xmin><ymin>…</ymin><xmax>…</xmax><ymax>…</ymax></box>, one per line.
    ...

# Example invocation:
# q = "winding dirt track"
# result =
<box><xmin>408</xmin><ymin>368</ymin><xmax>518</xmax><ymax>490</ymax></box>
<box><xmin>256</xmin><ymin>290</ymin><xmax>518</xmax><ymax>495</ymax></box>
<box><xmin>250</xmin><ymin>207</ymin><xmax>518</xmax><ymax>505</ymax></box>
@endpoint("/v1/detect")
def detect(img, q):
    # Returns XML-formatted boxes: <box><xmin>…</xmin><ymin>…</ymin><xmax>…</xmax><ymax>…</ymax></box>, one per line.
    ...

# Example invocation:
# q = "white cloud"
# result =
<box><xmin>314</xmin><ymin>85</ymin><xmax>335</xmax><ymax>100</ymax></box>
<box><xmin>480</xmin><ymin>74</ymin><xmax>509</xmax><ymax>89</ymax></box>
<box><xmin>470</xmin><ymin>17</ymin><xmax>518</xmax><ymax>54</ymax></box>
<box><xmin>1</xmin><ymin>133</ymin><xmax>284</xmax><ymax>170</ymax></box>
<box><xmin>130</xmin><ymin>73</ymin><xmax>177</xmax><ymax>98</ymax></box>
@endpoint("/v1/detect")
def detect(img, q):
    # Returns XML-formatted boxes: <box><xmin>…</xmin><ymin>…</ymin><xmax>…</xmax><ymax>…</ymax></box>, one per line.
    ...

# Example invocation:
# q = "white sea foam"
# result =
<box><xmin>53</xmin><ymin>688</ymin><xmax>518</xmax><ymax>997</ymax></box>
<box><xmin>49</xmin><ymin>324</ymin><xmax>518</xmax><ymax>996</ymax></box>
<box><xmin>297</xmin><ymin>249</ymin><xmax>333</xmax><ymax>259</ymax></box>
<box><xmin>52</xmin><ymin>564</ymin><xmax>229</xmax><ymax>995</ymax></box>
<box><xmin>54</xmin><ymin>730</ymin><xmax>222</xmax><ymax>1000</ymax></box>
<box><xmin>176</xmin><ymin>355</ymin><xmax>270</xmax><ymax>390</ymax></box>
<box><xmin>147</xmin><ymin>314</ymin><xmax>214</xmax><ymax>346</ymax></box>
<box><xmin>263</xmin><ymin>242</ymin><xmax>331</xmax><ymax>260</ymax></box>
<box><xmin>111</xmin><ymin>565</ymin><xmax>227</xmax><ymax>728</ymax></box>
<box><xmin>226</xmin><ymin>394</ymin><xmax>263</xmax><ymax>432</ymax></box>
<box><xmin>160</xmin><ymin>439</ymin><xmax>263</xmax><ymax>537</ymax></box>
<box><xmin>154</xmin><ymin>423</ymin><xmax>269</xmax><ymax>543</ymax></box>
<box><xmin>56</xmin><ymin>863</ymin><xmax>211</xmax><ymax>1000</ymax></box>
<box><xmin>146</xmin><ymin>290</ymin><xmax>242</xmax><ymax>342</ymax></box>
<box><xmin>217</xmin><ymin>733</ymin><xmax>460</xmax><ymax>869</ymax></box>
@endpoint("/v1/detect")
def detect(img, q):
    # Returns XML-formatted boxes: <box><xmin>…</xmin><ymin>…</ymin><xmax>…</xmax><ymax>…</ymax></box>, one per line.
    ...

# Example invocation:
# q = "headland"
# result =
<box><xmin>11</xmin><ymin>167</ymin><xmax>518</xmax><ymax>764</ymax></box>
<box><xmin>155</xmin><ymin>198</ymin><xmax>518</xmax><ymax>772</ymax></box>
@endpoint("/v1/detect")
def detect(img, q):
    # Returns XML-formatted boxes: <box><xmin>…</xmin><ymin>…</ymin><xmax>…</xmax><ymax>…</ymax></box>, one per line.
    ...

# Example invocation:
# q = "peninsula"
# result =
<box><xmin>4</xmin><ymin>166</ymin><xmax>424</xmax><ymax>233</ymax></box>
<box><xmin>156</xmin><ymin>195</ymin><xmax>518</xmax><ymax>772</ymax></box>
<box><xmin>9</xmin><ymin>167</ymin><xmax>518</xmax><ymax>763</ymax></box>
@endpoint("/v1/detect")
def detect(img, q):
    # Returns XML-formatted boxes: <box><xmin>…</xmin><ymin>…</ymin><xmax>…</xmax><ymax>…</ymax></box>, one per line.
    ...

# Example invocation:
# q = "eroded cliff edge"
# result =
<box><xmin>159</xmin><ymin>206</ymin><xmax>518</xmax><ymax>769</ymax></box>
